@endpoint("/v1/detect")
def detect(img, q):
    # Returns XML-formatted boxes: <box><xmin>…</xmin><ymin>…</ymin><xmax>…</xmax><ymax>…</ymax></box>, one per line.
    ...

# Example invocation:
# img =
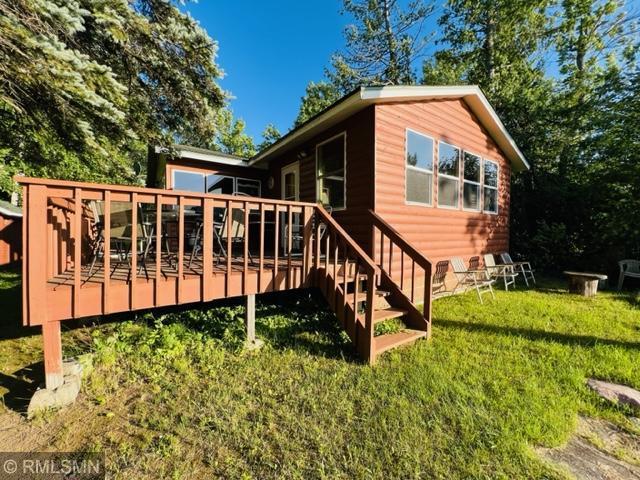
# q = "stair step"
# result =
<box><xmin>373</xmin><ymin>307</ymin><xmax>407</xmax><ymax>323</ymax></box>
<box><xmin>347</xmin><ymin>290</ymin><xmax>391</xmax><ymax>304</ymax></box>
<box><xmin>374</xmin><ymin>329</ymin><xmax>427</xmax><ymax>355</ymax></box>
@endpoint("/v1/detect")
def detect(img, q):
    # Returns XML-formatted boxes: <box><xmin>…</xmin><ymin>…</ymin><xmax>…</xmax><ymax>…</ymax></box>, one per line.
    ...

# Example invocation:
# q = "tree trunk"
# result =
<box><xmin>382</xmin><ymin>0</ymin><xmax>399</xmax><ymax>84</ymax></box>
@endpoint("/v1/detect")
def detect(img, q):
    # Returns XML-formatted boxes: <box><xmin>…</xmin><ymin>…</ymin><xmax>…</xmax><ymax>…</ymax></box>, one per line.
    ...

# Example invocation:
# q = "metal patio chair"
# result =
<box><xmin>500</xmin><ymin>252</ymin><xmax>535</xmax><ymax>287</ymax></box>
<box><xmin>432</xmin><ymin>260</ymin><xmax>451</xmax><ymax>298</ymax></box>
<box><xmin>451</xmin><ymin>256</ymin><xmax>495</xmax><ymax>304</ymax></box>
<box><xmin>484</xmin><ymin>253</ymin><xmax>518</xmax><ymax>291</ymax></box>
<box><xmin>618</xmin><ymin>259</ymin><xmax>640</xmax><ymax>290</ymax></box>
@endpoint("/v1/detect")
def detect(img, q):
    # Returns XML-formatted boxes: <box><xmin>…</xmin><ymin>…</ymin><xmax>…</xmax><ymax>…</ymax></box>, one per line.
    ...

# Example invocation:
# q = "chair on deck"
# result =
<box><xmin>484</xmin><ymin>253</ymin><xmax>518</xmax><ymax>291</ymax></box>
<box><xmin>451</xmin><ymin>257</ymin><xmax>495</xmax><ymax>304</ymax></box>
<box><xmin>217</xmin><ymin>205</ymin><xmax>255</xmax><ymax>266</ymax></box>
<box><xmin>500</xmin><ymin>252</ymin><xmax>535</xmax><ymax>287</ymax></box>
<box><xmin>618</xmin><ymin>259</ymin><xmax>640</xmax><ymax>290</ymax></box>
<box><xmin>432</xmin><ymin>260</ymin><xmax>451</xmax><ymax>298</ymax></box>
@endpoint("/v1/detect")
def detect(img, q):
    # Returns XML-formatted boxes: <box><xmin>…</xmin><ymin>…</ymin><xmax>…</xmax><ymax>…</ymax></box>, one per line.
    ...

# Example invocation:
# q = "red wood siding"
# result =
<box><xmin>0</xmin><ymin>214</ymin><xmax>21</xmax><ymax>266</ymax></box>
<box><xmin>265</xmin><ymin>107</ymin><xmax>376</xmax><ymax>252</ymax></box>
<box><xmin>374</xmin><ymin>99</ymin><xmax>511</xmax><ymax>278</ymax></box>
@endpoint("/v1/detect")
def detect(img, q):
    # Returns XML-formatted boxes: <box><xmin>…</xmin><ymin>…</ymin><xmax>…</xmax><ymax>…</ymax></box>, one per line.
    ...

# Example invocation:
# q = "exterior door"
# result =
<box><xmin>281</xmin><ymin>162</ymin><xmax>300</xmax><ymax>201</ymax></box>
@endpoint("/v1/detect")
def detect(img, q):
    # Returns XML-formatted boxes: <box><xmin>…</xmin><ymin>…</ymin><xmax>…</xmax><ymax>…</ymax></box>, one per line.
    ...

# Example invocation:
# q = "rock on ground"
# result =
<box><xmin>538</xmin><ymin>417</ymin><xmax>640</xmax><ymax>480</ymax></box>
<box><xmin>587</xmin><ymin>379</ymin><xmax>640</xmax><ymax>411</ymax></box>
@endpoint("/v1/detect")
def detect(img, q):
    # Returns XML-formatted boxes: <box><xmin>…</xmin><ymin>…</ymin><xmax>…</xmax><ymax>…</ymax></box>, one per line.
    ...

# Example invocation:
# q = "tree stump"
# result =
<box><xmin>563</xmin><ymin>271</ymin><xmax>608</xmax><ymax>297</ymax></box>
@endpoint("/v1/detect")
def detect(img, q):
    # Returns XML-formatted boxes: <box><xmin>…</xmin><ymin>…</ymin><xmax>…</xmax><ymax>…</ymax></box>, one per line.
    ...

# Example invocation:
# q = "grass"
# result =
<box><xmin>1</xmin><ymin>267</ymin><xmax>639</xmax><ymax>478</ymax></box>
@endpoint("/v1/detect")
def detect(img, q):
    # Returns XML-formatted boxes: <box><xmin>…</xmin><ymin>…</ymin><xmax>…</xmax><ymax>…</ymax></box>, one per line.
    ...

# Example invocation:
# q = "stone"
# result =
<box><xmin>245</xmin><ymin>338</ymin><xmax>265</xmax><ymax>352</ymax></box>
<box><xmin>62</xmin><ymin>359</ymin><xmax>83</xmax><ymax>377</ymax></box>
<box><xmin>27</xmin><ymin>373</ymin><xmax>82</xmax><ymax>419</ymax></box>
<box><xmin>588</xmin><ymin>379</ymin><xmax>640</xmax><ymax>411</ymax></box>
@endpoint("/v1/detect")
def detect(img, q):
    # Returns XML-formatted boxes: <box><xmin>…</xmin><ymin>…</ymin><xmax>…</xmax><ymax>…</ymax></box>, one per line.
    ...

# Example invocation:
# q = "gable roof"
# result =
<box><xmin>250</xmin><ymin>85</ymin><xmax>529</xmax><ymax>172</ymax></box>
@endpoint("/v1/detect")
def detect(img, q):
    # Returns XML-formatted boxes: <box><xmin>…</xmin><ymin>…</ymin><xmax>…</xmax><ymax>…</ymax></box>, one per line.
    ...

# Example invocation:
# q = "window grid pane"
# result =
<box><xmin>317</xmin><ymin>136</ymin><xmax>346</xmax><ymax>209</ymax></box>
<box><xmin>484</xmin><ymin>160</ymin><xmax>498</xmax><ymax>187</ymax></box>
<box><xmin>484</xmin><ymin>187</ymin><xmax>498</xmax><ymax>213</ymax></box>
<box><xmin>438</xmin><ymin>142</ymin><xmax>460</xmax><ymax>177</ymax></box>
<box><xmin>174</xmin><ymin>171</ymin><xmax>204</xmax><ymax>193</ymax></box>
<box><xmin>406</xmin><ymin>131</ymin><xmax>434</xmax><ymax>171</ymax></box>
<box><xmin>406</xmin><ymin>169</ymin><xmax>432</xmax><ymax>204</ymax></box>
<box><xmin>463</xmin><ymin>152</ymin><xmax>481</xmax><ymax>182</ymax></box>
<box><xmin>438</xmin><ymin>177</ymin><xmax>459</xmax><ymax>208</ymax></box>
<box><xmin>463</xmin><ymin>182</ymin><xmax>480</xmax><ymax>210</ymax></box>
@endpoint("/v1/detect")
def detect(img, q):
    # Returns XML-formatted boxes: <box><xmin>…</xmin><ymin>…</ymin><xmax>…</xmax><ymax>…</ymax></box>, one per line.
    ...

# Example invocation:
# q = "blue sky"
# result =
<box><xmin>184</xmin><ymin>1</ymin><xmax>351</xmax><ymax>142</ymax></box>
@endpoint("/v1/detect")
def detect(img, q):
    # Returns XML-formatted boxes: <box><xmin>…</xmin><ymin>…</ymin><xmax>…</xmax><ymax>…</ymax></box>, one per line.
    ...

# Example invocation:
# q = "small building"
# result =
<box><xmin>19</xmin><ymin>85</ymin><xmax>529</xmax><ymax>387</ymax></box>
<box><xmin>149</xmin><ymin>85</ymin><xmax>528</xmax><ymax>291</ymax></box>
<box><xmin>0</xmin><ymin>199</ymin><xmax>22</xmax><ymax>266</ymax></box>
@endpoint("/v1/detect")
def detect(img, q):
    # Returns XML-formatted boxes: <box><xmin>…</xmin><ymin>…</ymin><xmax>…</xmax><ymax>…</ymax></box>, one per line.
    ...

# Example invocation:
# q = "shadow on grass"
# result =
<box><xmin>436</xmin><ymin>318</ymin><xmax>640</xmax><ymax>350</ymax></box>
<box><xmin>0</xmin><ymin>362</ymin><xmax>44</xmax><ymax>413</ymax></box>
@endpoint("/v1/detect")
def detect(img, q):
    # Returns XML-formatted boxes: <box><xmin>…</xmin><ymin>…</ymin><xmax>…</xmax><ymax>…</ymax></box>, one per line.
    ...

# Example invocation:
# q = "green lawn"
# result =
<box><xmin>1</xmin><ymin>267</ymin><xmax>639</xmax><ymax>478</ymax></box>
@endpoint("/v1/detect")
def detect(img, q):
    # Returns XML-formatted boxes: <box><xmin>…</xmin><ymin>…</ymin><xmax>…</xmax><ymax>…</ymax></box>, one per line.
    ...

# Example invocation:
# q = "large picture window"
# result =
<box><xmin>316</xmin><ymin>133</ymin><xmax>346</xmax><ymax>210</ymax></box>
<box><xmin>463</xmin><ymin>152</ymin><xmax>481</xmax><ymax>211</ymax></box>
<box><xmin>483</xmin><ymin>159</ymin><xmax>499</xmax><ymax>214</ymax></box>
<box><xmin>437</xmin><ymin>142</ymin><xmax>460</xmax><ymax>208</ymax></box>
<box><xmin>206</xmin><ymin>175</ymin><xmax>234</xmax><ymax>194</ymax></box>
<box><xmin>405</xmin><ymin>130</ymin><xmax>433</xmax><ymax>205</ymax></box>
<box><xmin>173</xmin><ymin>170</ymin><xmax>205</xmax><ymax>192</ymax></box>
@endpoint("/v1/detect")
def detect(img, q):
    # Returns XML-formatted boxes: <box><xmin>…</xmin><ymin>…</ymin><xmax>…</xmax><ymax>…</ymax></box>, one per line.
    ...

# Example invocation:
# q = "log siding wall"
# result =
<box><xmin>374</xmin><ymin>99</ymin><xmax>512</xmax><ymax>286</ymax></box>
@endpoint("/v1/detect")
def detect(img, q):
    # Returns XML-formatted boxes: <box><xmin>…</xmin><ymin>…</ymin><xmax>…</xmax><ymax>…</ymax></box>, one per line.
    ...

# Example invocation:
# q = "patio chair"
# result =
<box><xmin>451</xmin><ymin>257</ymin><xmax>495</xmax><ymax>304</ymax></box>
<box><xmin>618</xmin><ymin>259</ymin><xmax>640</xmax><ymax>290</ymax></box>
<box><xmin>432</xmin><ymin>260</ymin><xmax>450</xmax><ymax>298</ymax></box>
<box><xmin>218</xmin><ymin>205</ymin><xmax>254</xmax><ymax>266</ymax></box>
<box><xmin>484</xmin><ymin>253</ymin><xmax>518</xmax><ymax>291</ymax></box>
<box><xmin>500</xmin><ymin>252</ymin><xmax>535</xmax><ymax>287</ymax></box>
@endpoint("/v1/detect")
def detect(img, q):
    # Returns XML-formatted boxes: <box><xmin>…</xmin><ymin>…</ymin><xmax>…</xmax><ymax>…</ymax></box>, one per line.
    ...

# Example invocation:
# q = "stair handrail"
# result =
<box><xmin>369</xmin><ymin>209</ymin><xmax>432</xmax><ymax>272</ymax></box>
<box><xmin>369</xmin><ymin>209</ymin><xmax>432</xmax><ymax>339</ymax></box>
<box><xmin>315</xmin><ymin>206</ymin><xmax>380</xmax><ymax>276</ymax></box>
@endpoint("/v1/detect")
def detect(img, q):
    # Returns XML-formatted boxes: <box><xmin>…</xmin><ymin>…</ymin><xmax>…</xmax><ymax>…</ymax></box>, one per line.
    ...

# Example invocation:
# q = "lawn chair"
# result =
<box><xmin>217</xmin><ymin>205</ymin><xmax>254</xmax><ymax>266</ymax></box>
<box><xmin>432</xmin><ymin>260</ymin><xmax>450</xmax><ymax>298</ymax></box>
<box><xmin>618</xmin><ymin>259</ymin><xmax>640</xmax><ymax>290</ymax></box>
<box><xmin>500</xmin><ymin>252</ymin><xmax>535</xmax><ymax>287</ymax></box>
<box><xmin>451</xmin><ymin>257</ymin><xmax>495</xmax><ymax>304</ymax></box>
<box><xmin>484</xmin><ymin>253</ymin><xmax>518</xmax><ymax>291</ymax></box>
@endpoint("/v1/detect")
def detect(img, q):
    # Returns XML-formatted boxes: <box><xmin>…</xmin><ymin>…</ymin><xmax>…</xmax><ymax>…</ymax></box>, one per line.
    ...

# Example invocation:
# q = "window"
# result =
<box><xmin>437</xmin><ymin>142</ymin><xmax>460</xmax><ymax>208</ymax></box>
<box><xmin>173</xmin><ymin>170</ymin><xmax>204</xmax><ymax>192</ymax></box>
<box><xmin>236</xmin><ymin>178</ymin><xmax>261</xmax><ymax>197</ymax></box>
<box><xmin>206</xmin><ymin>175</ymin><xmax>234</xmax><ymax>194</ymax></box>
<box><xmin>316</xmin><ymin>133</ymin><xmax>346</xmax><ymax>209</ymax></box>
<box><xmin>483</xmin><ymin>159</ymin><xmax>499</xmax><ymax>214</ymax></box>
<box><xmin>405</xmin><ymin>130</ymin><xmax>434</xmax><ymax>205</ymax></box>
<box><xmin>463</xmin><ymin>152</ymin><xmax>481</xmax><ymax>211</ymax></box>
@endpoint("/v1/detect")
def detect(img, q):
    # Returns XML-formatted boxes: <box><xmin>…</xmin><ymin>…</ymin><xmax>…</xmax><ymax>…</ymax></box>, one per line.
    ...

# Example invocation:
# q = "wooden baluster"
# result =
<box><xmin>286</xmin><ymin>205</ymin><xmax>292</xmax><ymax>289</ymax></box>
<box><xmin>131</xmin><ymin>192</ymin><xmax>138</xmax><ymax>310</ymax></box>
<box><xmin>259</xmin><ymin>203</ymin><xmax>265</xmax><ymax>292</ymax></box>
<box><xmin>411</xmin><ymin>260</ymin><xmax>416</xmax><ymax>303</ymax></box>
<box><xmin>104</xmin><ymin>191</ymin><xmax>111</xmax><ymax>314</ymax></box>
<box><xmin>203</xmin><ymin>198</ymin><xmax>213</xmax><ymax>301</ymax></box>
<box><xmin>324</xmin><ymin>229</ymin><xmax>330</xmax><ymax>299</ymax></box>
<box><xmin>333</xmin><ymin>233</ymin><xmax>338</xmax><ymax>298</ymax></box>
<box><xmin>380</xmin><ymin>233</ymin><xmax>384</xmax><ymax>271</ymax></box>
<box><xmin>314</xmin><ymin>211</ymin><xmax>321</xmax><ymax>276</ymax></box>
<box><xmin>154</xmin><ymin>195</ymin><xmax>162</xmax><ymax>306</ymax></box>
<box><xmin>388</xmin><ymin>241</ymin><xmax>393</xmax><ymax>279</ymax></box>
<box><xmin>226</xmin><ymin>200</ymin><xmax>232</xmax><ymax>297</ymax></box>
<box><xmin>399</xmin><ymin>250</ymin><xmax>404</xmax><ymax>293</ymax></box>
<box><xmin>243</xmin><ymin>201</ymin><xmax>249</xmax><ymax>295</ymax></box>
<box><xmin>73</xmin><ymin>188</ymin><xmax>82</xmax><ymax>317</ymax></box>
<box><xmin>274</xmin><ymin>205</ymin><xmax>279</xmax><ymax>289</ymax></box>
<box><xmin>177</xmin><ymin>196</ymin><xmax>184</xmax><ymax>303</ymax></box>
<box><xmin>365</xmin><ymin>267</ymin><xmax>376</xmax><ymax>363</ymax></box>
<box><xmin>342</xmin><ymin>244</ymin><xmax>348</xmax><ymax>312</ymax></box>
<box><xmin>302</xmin><ymin>206</ymin><xmax>313</xmax><ymax>287</ymax></box>
<box><xmin>352</xmin><ymin>258</ymin><xmax>360</xmax><ymax>316</ymax></box>
<box><xmin>424</xmin><ymin>264</ymin><xmax>433</xmax><ymax>338</ymax></box>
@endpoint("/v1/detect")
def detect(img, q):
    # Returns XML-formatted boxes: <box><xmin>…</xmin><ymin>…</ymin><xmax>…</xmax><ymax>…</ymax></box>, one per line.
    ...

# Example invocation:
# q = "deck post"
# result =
<box><xmin>42</xmin><ymin>321</ymin><xmax>63</xmax><ymax>390</ymax></box>
<box><xmin>245</xmin><ymin>294</ymin><xmax>256</xmax><ymax>343</ymax></box>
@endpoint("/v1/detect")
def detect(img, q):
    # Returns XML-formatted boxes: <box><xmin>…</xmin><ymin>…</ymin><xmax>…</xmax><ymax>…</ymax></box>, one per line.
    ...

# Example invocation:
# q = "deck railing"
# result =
<box><xmin>17</xmin><ymin>177</ymin><xmax>384</xmax><ymax>387</ymax></box>
<box><xmin>370</xmin><ymin>209</ymin><xmax>433</xmax><ymax>337</ymax></box>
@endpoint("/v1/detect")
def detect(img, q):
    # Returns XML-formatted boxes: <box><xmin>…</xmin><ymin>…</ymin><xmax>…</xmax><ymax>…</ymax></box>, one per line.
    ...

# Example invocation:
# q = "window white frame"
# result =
<box><xmin>172</xmin><ymin>169</ymin><xmax>205</xmax><ymax>192</ymax></box>
<box><xmin>462</xmin><ymin>150</ymin><xmax>482</xmax><ymax>212</ymax></box>
<box><xmin>281</xmin><ymin>161</ymin><xmax>300</xmax><ymax>201</ymax></box>
<box><xmin>482</xmin><ymin>159</ymin><xmax>499</xmax><ymax>215</ymax></box>
<box><xmin>172</xmin><ymin>169</ymin><xmax>262</xmax><ymax>197</ymax></box>
<box><xmin>405</xmin><ymin>128</ymin><xmax>434</xmax><ymax>207</ymax></box>
<box><xmin>315</xmin><ymin>132</ymin><xmax>347</xmax><ymax>211</ymax></box>
<box><xmin>436</xmin><ymin>141</ymin><xmax>461</xmax><ymax>210</ymax></box>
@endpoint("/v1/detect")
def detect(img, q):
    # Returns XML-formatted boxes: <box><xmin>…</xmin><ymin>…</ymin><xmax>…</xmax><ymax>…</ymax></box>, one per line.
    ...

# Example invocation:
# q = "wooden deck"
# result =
<box><xmin>17</xmin><ymin>176</ymin><xmax>433</xmax><ymax>389</ymax></box>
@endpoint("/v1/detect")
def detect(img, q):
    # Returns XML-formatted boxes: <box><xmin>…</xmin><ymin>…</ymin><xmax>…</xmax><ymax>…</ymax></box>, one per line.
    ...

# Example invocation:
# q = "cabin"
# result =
<box><xmin>17</xmin><ymin>85</ymin><xmax>528</xmax><ymax>391</ymax></box>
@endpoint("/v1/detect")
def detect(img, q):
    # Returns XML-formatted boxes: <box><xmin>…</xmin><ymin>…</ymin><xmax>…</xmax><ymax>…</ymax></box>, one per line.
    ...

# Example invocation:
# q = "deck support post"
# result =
<box><xmin>245</xmin><ymin>294</ymin><xmax>256</xmax><ymax>344</ymax></box>
<box><xmin>42</xmin><ymin>321</ymin><xmax>63</xmax><ymax>390</ymax></box>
